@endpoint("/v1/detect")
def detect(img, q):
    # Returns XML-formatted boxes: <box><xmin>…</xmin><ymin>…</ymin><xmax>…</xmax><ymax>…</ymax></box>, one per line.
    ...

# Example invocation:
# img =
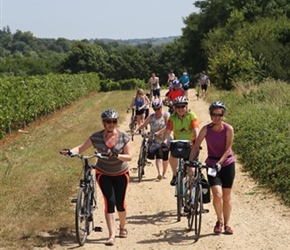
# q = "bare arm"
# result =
<box><xmin>69</xmin><ymin>138</ymin><xmax>93</xmax><ymax>154</ymax></box>
<box><xmin>189</xmin><ymin>125</ymin><xmax>207</xmax><ymax>161</ymax></box>
<box><xmin>217</xmin><ymin>124</ymin><xmax>234</xmax><ymax>164</ymax></box>
<box><xmin>117</xmin><ymin>141</ymin><xmax>132</xmax><ymax>162</ymax></box>
<box><xmin>135</xmin><ymin>114</ymin><xmax>152</xmax><ymax>132</ymax></box>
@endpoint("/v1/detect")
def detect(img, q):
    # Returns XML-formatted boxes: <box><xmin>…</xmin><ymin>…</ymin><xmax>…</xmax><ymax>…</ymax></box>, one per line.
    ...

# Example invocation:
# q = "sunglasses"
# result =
<box><xmin>211</xmin><ymin>113</ymin><xmax>223</xmax><ymax>117</ymax></box>
<box><xmin>175</xmin><ymin>105</ymin><xmax>186</xmax><ymax>109</ymax></box>
<box><xmin>153</xmin><ymin>107</ymin><xmax>161</xmax><ymax>111</ymax></box>
<box><xmin>104</xmin><ymin>120</ymin><xmax>118</xmax><ymax>124</ymax></box>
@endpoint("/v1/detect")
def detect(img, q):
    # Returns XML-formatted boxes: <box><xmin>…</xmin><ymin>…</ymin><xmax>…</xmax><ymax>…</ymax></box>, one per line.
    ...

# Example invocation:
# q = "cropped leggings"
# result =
<box><xmin>96</xmin><ymin>172</ymin><xmax>130</xmax><ymax>213</ymax></box>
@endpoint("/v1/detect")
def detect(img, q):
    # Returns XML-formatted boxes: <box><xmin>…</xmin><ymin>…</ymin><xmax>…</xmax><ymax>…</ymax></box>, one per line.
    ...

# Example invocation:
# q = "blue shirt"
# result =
<box><xmin>179</xmin><ymin>75</ymin><xmax>190</xmax><ymax>87</ymax></box>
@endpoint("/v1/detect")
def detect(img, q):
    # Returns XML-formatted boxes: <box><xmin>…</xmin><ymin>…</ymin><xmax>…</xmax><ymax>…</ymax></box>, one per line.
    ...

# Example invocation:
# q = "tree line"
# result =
<box><xmin>1</xmin><ymin>0</ymin><xmax>290</xmax><ymax>89</ymax></box>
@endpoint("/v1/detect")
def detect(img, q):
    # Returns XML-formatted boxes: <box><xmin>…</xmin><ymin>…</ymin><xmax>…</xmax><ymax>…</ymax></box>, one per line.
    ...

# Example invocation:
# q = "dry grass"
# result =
<box><xmin>0</xmin><ymin>90</ymin><xmax>135</xmax><ymax>249</ymax></box>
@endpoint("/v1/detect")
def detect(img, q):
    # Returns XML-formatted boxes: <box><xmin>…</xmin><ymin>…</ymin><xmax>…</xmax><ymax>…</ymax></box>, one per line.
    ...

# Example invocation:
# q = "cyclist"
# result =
<box><xmin>164</xmin><ymin>79</ymin><xmax>185</xmax><ymax>106</ymax></box>
<box><xmin>179</xmin><ymin>72</ymin><xmax>190</xmax><ymax>98</ymax></box>
<box><xmin>167</xmin><ymin>69</ymin><xmax>176</xmax><ymax>89</ymax></box>
<box><xmin>127</xmin><ymin>89</ymin><xmax>149</xmax><ymax>129</ymax></box>
<box><xmin>135</xmin><ymin>99</ymin><xmax>170</xmax><ymax>180</ymax></box>
<box><xmin>188</xmin><ymin>101</ymin><xmax>235</xmax><ymax>235</ymax></box>
<box><xmin>61</xmin><ymin>109</ymin><xmax>132</xmax><ymax>246</ymax></box>
<box><xmin>147</xmin><ymin>73</ymin><xmax>160</xmax><ymax>99</ymax></box>
<box><xmin>163</xmin><ymin>96</ymin><xmax>199</xmax><ymax>186</ymax></box>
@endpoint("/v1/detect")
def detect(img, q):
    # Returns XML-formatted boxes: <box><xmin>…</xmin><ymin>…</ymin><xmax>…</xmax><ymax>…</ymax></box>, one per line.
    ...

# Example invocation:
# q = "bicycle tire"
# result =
<box><xmin>75</xmin><ymin>186</ymin><xmax>88</xmax><ymax>246</ymax></box>
<box><xmin>187</xmin><ymin>182</ymin><xmax>195</xmax><ymax>230</ymax></box>
<box><xmin>137</xmin><ymin>147</ymin><xmax>145</xmax><ymax>182</ymax></box>
<box><xmin>176</xmin><ymin>171</ymin><xmax>183</xmax><ymax>221</ymax></box>
<box><xmin>194</xmin><ymin>183</ymin><xmax>203</xmax><ymax>241</ymax></box>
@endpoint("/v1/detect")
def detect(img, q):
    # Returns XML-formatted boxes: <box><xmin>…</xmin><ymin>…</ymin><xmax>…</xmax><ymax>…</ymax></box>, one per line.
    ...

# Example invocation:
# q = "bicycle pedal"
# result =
<box><xmin>71</xmin><ymin>198</ymin><xmax>77</xmax><ymax>203</ymax></box>
<box><xmin>202</xmin><ymin>209</ymin><xmax>209</xmax><ymax>213</ymax></box>
<box><xmin>94</xmin><ymin>226</ymin><xmax>103</xmax><ymax>232</ymax></box>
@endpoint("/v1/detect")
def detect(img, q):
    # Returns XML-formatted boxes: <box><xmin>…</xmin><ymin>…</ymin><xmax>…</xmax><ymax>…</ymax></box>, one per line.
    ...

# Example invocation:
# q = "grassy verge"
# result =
<box><xmin>0</xmin><ymin>90</ymin><xmax>135</xmax><ymax>249</ymax></box>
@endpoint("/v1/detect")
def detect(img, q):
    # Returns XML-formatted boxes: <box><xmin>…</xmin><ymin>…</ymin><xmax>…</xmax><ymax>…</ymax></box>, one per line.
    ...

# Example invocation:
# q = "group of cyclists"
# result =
<box><xmin>60</xmin><ymin>70</ymin><xmax>235</xmax><ymax>246</ymax></box>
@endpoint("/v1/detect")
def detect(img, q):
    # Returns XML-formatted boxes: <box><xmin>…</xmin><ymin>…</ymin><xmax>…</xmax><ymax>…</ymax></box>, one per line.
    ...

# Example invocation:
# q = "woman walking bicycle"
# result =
<box><xmin>135</xmin><ymin>99</ymin><xmax>170</xmax><ymax>180</ymax></box>
<box><xmin>188</xmin><ymin>101</ymin><xmax>235</xmax><ymax>235</ymax></box>
<box><xmin>60</xmin><ymin>109</ymin><xmax>132</xmax><ymax>246</ymax></box>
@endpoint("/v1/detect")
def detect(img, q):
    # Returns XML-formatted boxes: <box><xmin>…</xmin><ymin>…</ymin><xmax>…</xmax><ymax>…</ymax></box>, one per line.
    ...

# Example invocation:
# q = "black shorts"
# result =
<box><xmin>147</xmin><ymin>147</ymin><xmax>169</xmax><ymax>160</ymax></box>
<box><xmin>201</xmin><ymin>84</ymin><xmax>208</xmax><ymax>91</ymax></box>
<box><xmin>207</xmin><ymin>162</ymin><xmax>235</xmax><ymax>188</ymax></box>
<box><xmin>152</xmin><ymin>89</ymin><xmax>160</xmax><ymax>97</ymax></box>
<box><xmin>136</xmin><ymin>109</ymin><xmax>145</xmax><ymax>116</ymax></box>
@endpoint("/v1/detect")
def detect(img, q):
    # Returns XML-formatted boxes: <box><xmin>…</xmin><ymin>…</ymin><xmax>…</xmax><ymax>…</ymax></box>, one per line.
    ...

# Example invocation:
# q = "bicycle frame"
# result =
<box><xmin>129</xmin><ymin>108</ymin><xmax>136</xmax><ymax>141</ymax></box>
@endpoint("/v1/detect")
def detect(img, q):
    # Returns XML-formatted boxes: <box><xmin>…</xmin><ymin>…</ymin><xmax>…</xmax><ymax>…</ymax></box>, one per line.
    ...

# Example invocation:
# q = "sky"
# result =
<box><xmin>0</xmin><ymin>0</ymin><xmax>198</xmax><ymax>40</ymax></box>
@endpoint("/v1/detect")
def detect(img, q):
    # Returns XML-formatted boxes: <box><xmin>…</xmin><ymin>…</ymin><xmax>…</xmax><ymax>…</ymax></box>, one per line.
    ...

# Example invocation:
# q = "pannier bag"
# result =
<box><xmin>201</xmin><ymin>174</ymin><xmax>211</xmax><ymax>204</ymax></box>
<box><xmin>169</xmin><ymin>140</ymin><xmax>191</xmax><ymax>159</ymax></box>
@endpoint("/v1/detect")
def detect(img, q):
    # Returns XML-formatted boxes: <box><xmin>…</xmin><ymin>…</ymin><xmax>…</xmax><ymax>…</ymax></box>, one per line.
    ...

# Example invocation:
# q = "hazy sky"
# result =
<box><xmin>1</xmin><ymin>0</ymin><xmax>198</xmax><ymax>40</ymax></box>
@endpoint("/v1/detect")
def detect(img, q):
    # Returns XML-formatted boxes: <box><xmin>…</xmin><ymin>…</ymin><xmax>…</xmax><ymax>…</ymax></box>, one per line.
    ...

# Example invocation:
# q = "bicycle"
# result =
<box><xmin>127</xmin><ymin>107</ymin><xmax>136</xmax><ymax>141</ymax></box>
<box><xmin>169</xmin><ymin>140</ymin><xmax>192</xmax><ymax>222</ymax></box>
<box><xmin>60</xmin><ymin>149</ymin><xmax>109</xmax><ymax>246</ymax></box>
<box><xmin>137</xmin><ymin>131</ymin><xmax>150</xmax><ymax>182</ymax></box>
<box><xmin>184</xmin><ymin>160</ymin><xmax>210</xmax><ymax>242</ymax></box>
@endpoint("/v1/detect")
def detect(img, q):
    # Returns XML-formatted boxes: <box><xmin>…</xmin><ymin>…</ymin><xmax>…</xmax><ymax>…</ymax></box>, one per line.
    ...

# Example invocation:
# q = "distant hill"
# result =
<box><xmin>97</xmin><ymin>36</ymin><xmax>179</xmax><ymax>45</ymax></box>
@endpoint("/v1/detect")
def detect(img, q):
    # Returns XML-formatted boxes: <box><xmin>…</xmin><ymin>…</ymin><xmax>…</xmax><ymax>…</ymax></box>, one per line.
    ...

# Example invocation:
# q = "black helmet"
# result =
<box><xmin>101</xmin><ymin>109</ymin><xmax>119</xmax><ymax>119</ymax></box>
<box><xmin>209</xmin><ymin>101</ymin><xmax>226</xmax><ymax>112</ymax></box>
<box><xmin>173</xmin><ymin>96</ymin><xmax>188</xmax><ymax>105</ymax></box>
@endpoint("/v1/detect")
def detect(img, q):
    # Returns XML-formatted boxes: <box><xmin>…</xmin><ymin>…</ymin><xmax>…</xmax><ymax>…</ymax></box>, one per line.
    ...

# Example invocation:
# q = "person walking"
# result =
<box><xmin>163</xmin><ymin>96</ymin><xmax>199</xmax><ymax>186</ymax></box>
<box><xmin>199</xmin><ymin>71</ymin><xmax>210</xmax><ymax>99</ymax></box>
<box><xmin>127</xmin><ymin>89</ymin><xmax>149</xmax><ymax>128</ymax></box>
<box><xmin>148</xmin><ymin>73</ymin><xmax>161</xmax><ymax>99</ymax></box>
<box><xmin>60</xmin><ymin>109</ymin><xmax>132</xmax><ymax>246</ymax></box>
<box><xmin>135</xmin><ymin>99</ymin><xmax>170</xmax><ymax>180</ymax></box>
<box><xmin>188</xmin><ymin>101</ymin><xmax>235</xmax><ymax>235</ymax></box>
<box><xmin>179</xmin><ymin>72</ymin><xmax>190</xmax><ymax>98</ymax></box>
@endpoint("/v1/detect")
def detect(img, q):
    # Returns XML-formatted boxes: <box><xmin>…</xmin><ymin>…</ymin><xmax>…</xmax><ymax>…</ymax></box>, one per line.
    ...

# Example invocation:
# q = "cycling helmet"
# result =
<box><xmin>172</xmin><ymin>79</ymin><xmax>179</xmax><ymax>86</ymax></box>
<box><xmin>152</xmin><ymin>99</ymin><xmax>162</xmax><ymax>109</ymax></box>
<box><xmin>173</xmin><ymin>96</ymin><xmax>189</xmax><ymax>105</ymax></box>
<box><xmin>183</xmin><ymin>72</ymin><xmax>187</xmax><ymax>75</ymax></box>
<box><xmin>101</xmin><ymin>109</ymin><xmax>119</xmax><ymax>119</ymax></box>
<box><xmin>209</xmin><ymin>101</ymin><xmax>226</xmax><ymax>112</ymax></box>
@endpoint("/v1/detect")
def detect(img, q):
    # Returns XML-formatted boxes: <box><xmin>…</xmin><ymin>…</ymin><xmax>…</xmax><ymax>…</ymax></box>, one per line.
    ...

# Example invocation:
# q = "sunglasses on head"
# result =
<box><xmin>103</xmin><ymin>119</ymin><xmax>118</xmax><ymax>124</ymax></box>
<box><xmin>211</xmin><ymin>113</ymin><xmax>223</xmax><ymax>117</ymax></box>
<box><xmin>175</xmin><ymin>105</ymin><xmax>186</xmax><ymax>109</ymax></box>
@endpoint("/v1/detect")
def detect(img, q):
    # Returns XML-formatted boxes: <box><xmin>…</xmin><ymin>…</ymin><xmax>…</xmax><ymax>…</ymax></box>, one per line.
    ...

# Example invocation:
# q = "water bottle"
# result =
<box><xmin>191</xmin><ymin>183</ymin><xmax>196</xmax><ymax>205</ymax></box>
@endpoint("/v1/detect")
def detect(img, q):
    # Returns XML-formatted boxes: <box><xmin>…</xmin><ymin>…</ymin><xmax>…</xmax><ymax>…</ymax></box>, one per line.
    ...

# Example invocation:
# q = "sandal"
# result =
<box><xmin>105</xmin><ymin>237</ymin><xmax>115</xmax><ymax>246</ymax></box>
<box><xmin>214</xmin><ymin>221</ymin><xmax>223</xmax><ymax>234</ymax></box>
<box><xmin>224</xmin><ymin>225</ymin><xmax>233</xmax><ymax>235</ymax></box>
<box><xmin>119</xmin><ymin>227</ymin><xmax>128</xmax><ymax>238</ymax></box>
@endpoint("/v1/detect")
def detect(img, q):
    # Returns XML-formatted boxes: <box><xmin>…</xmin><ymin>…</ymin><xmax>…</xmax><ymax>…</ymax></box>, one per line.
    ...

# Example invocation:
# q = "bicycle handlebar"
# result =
<box><xmin>184</xmin><ymin>160</ymin><xmax>208</xmax><ymax>169</ymax></box>
<box><xmin>60</xmin><ymin>149</ymin><xmax>109</xmax><ymax>160</ymax></box>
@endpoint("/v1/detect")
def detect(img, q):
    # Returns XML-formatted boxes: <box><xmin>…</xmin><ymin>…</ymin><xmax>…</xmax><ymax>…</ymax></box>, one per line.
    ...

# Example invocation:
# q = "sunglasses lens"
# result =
<box><xmin>104</xmin><ymin>120</ymin><xmax>117</xmax><ymax>124</ymax></box>
<box><xmin>153</xmin><ymin>107</ymin><xmax>160</xmax><ymax>111</ymax></box>
<box><xmin>175</xmin><ymin>105</ymin><xmax>186</xmax><ymax>109</ymax></box>
<box><xmin>211</xmin><ymin>113</ymin><xmax>223</xmax><ymax>117</ymax></box>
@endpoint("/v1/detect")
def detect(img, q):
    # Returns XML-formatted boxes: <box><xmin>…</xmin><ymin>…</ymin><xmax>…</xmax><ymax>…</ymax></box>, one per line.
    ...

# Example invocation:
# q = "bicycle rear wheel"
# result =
<box><xmin>176</xmin><ymin>171</ymin><xmax>183</xmax><ymax>221</ymax></box>
<box><xmin>194</xmin><ymin>183</ymin><xmax>203</xmax><ymax>241</ymax></box>
<box><xmin>75</xmin><ymin>186</ymin><xmax>88</xmax><ymax>246</ymax></box>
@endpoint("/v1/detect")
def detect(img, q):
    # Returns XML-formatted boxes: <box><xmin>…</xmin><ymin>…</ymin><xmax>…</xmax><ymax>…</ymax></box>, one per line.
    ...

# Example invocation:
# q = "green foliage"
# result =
<box><xmin>218</xmin><ymin>79</ymin><xmax>290</xmax><ymax>205</ymax></box>
<box><xmin>0</xmin><ymin>73</ymin><xmax>100</xmax><ymax>138</ymax></box>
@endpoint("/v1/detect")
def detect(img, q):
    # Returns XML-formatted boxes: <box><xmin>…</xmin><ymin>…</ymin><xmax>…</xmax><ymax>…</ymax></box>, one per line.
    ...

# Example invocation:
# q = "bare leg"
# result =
<box><xmin>211</xmin><ymin>185</ymin><xmax>223</xmax><ymax>223</ymax></box>
<box><xmin>117</xmin><ymin>210</ymin><xmax>127</xmax><ymax>230</ymax></box>
<box><xmin>155</xmin><ymin>158</ymin><xmax>163</xmax><ymax>177</ymax></box>
<box><xmin>222</xmin><ymin>188</ymin><xmax>232</xmax><ymax>226</ymax></box>
<box><xmin>169</xmin><ymin>155</ymin><xmax>178</xmax><ymax>177</ymax></box>
<box><xmin>162</xmin><ymin>160</ymin><xmax>169</xmax><ymax>178</ymax></box>
<box><xmin>105</xmin><ymin>213</ymin><xmax>116</xmax><ymax>238</ymax></box>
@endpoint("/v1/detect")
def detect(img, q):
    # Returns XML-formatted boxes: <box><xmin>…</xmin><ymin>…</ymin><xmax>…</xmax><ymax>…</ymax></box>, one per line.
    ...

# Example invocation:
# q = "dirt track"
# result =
<box><xmin>54</xmin><ymin>88</ymin><xmax>290</xmax><ymax>250</ymax></box>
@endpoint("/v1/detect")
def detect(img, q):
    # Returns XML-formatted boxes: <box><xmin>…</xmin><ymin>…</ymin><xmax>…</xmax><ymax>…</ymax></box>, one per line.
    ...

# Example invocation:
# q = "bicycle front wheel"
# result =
<box><xmin>75</xmin><ymin>186</ymin><xmax>89</xmax><ymax>246</ymax></box>
<box><xmin>176</xmin><ymin>171</ymin><xmax>183</xmax><ymax>221</ymax></box>
<box><xmin>194</xmin><ymin>183</ymin><xmax>203</xmax><ymax>241</ymax></box>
